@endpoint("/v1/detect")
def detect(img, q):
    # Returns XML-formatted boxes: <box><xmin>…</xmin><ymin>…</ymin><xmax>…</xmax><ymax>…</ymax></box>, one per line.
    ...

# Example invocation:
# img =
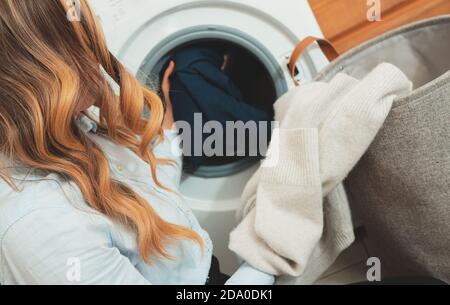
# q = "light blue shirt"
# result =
<box><xmin>0</xmin><ymin>115</ymin><xmax>274</xmax><ymax>285</ymax></box>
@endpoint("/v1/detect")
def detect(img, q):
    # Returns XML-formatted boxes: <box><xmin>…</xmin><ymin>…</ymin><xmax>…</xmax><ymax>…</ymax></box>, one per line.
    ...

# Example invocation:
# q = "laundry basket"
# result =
<box><xmin>295</xmin><ymin>16</ymin><xmax>450</xmax><ymax>282</ymax></box>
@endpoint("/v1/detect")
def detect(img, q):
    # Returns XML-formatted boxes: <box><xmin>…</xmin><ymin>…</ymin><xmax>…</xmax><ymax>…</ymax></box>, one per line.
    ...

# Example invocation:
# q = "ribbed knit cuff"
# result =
<box><xmin>324</xmin><ymin>63</ymin><xmax>412</xmax><ymax>126</ymax></box>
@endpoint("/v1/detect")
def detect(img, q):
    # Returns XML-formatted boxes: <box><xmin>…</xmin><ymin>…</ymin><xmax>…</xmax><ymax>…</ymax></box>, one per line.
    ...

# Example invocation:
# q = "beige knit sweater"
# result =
<box><xmin>229</xmin><ymin>63</ymin><xmax>413</xmax><ymax>285</ymax></box>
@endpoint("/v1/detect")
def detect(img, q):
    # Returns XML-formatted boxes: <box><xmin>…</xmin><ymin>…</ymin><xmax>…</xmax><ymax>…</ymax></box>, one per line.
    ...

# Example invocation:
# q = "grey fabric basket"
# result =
<box><xmin>314</xmin><ymin>16</ymin><xmax>450</xmax><ymax>282</ymax></box>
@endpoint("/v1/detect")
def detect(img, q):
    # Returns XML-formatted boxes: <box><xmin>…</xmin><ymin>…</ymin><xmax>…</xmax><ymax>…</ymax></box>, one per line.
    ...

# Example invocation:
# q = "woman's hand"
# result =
<box><xmin>162</xmin><ymin>61</ymin><xmax>176</xmax><ymax>130</ymax></box>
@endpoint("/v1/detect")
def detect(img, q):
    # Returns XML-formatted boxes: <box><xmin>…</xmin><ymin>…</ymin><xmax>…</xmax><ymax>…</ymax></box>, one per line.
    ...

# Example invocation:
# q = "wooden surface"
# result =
<box><xmin>309</xmin><ymin>0</ymin><xmax>450</xmax><ymax>53</ymax></box>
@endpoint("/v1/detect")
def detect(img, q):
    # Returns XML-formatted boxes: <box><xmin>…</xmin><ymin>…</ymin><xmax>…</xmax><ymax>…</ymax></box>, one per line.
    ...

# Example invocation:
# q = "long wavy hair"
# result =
<box><xmin>0</xmin><ymin>0</ymin><xmax>202</xmax><ymax>262</ymax></box>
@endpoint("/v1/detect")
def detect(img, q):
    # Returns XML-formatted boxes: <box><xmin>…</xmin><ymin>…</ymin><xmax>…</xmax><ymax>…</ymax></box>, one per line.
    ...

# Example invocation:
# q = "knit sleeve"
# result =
<box><xmin>229</xmin><ymin>128</ymin><xmax>323</xmax><ymax>277</ymax></box>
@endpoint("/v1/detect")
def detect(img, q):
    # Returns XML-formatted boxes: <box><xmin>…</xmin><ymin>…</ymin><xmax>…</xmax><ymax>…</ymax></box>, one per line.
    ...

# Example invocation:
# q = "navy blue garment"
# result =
<box><xmin>169</xmin><ymin>47</ymin><xmax>270</xmax><ymax>169</ymax></box>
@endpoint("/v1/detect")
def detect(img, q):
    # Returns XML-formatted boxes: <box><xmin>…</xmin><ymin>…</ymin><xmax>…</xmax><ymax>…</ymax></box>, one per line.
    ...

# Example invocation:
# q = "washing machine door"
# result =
<box><xmin>92</xmin><ymin>0</ymin><xmax>329</xmax><ymax>87</ymax></box>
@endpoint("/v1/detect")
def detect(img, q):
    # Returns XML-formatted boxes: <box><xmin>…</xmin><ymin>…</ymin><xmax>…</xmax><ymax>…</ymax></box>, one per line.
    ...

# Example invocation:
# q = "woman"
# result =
<box><xmin>0</xmin><ymin>0</ymin><xmax>273</xmax><ymax>285</ymax></box>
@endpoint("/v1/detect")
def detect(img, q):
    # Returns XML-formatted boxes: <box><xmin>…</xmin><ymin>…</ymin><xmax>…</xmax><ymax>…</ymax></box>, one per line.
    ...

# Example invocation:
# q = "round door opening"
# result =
<box><xmin>138</xmin><ymin>29</ymin><xmax>288</xmax><ymax>178</ymax></box>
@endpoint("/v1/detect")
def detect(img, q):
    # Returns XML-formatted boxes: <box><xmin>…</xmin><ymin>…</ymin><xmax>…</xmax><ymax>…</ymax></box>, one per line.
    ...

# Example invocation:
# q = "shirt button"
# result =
<box><xmin>117</xmin><ymin>165</ymin><xmax>124</xmax><ymax>172</ymax></box>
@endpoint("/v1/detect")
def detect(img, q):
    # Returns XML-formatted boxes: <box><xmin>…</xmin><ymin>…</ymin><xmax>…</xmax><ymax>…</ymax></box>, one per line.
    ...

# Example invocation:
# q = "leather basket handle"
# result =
<box><xmin>289</xmin><ymin>36</ymin><xmax>339</xmax><ymax>86</ymax></box>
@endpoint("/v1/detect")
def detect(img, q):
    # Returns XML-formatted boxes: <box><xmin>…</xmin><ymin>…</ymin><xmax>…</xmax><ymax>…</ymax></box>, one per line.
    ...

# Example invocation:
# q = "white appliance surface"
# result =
<box><xmin>92</xmin><ymin>0</ymin><xmax>329</xmax><ymax>275</ymax></box>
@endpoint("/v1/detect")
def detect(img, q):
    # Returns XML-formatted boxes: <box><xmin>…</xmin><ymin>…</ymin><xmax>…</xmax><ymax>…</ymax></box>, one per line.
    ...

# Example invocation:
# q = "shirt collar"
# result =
<box><xmin>76</xmin><ymin>113</ymin><xmax>98</xmax><ymax>134</ymax></box>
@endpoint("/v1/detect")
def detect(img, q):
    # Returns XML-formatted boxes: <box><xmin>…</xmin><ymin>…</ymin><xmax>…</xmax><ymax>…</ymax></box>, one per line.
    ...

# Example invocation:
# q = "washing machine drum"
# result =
<box><xmin>148</xmin><ymin>40</ymin><xmax>278</xmax><ymax>174</ymax></box>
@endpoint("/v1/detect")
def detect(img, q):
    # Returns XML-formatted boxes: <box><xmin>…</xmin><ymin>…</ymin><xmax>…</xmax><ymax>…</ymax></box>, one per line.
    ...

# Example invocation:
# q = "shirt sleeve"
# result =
<box><xmin>153</xmin><ymin>130</ymin><xmax>183</xmax><ymax>190</ymax></box>
<box><xmin>1</xmin><ymin>207</ymin><xmax>151</xmax><ymax>285</ymax></box>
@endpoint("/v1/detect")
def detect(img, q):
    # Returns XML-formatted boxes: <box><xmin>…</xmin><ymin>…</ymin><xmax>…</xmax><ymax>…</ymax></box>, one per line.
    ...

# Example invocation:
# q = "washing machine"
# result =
<box><xmin>91</xmin><ymin>0</ymin><xmax>329</xmax><ymax>275</ymax></box>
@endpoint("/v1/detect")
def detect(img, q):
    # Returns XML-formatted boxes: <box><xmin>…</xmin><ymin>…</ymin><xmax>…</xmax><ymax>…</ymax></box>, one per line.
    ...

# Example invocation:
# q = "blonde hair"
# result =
<box><xmin>0</xmin><ymin>0</ymin><xmax>202</xmax><ymax>262</ymax></box>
